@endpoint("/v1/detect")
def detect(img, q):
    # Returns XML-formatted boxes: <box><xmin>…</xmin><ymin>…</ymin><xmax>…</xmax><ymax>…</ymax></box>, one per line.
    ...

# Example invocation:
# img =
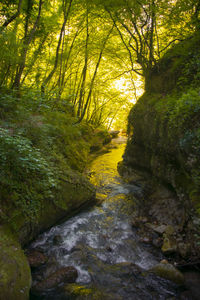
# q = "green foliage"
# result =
<box><xmin>169</xmin><ymin>90</ymin><xmax>200</xmax><ymax>124</ymax></box>
<box><xmin>0</xmin><ymin>88</ymin><xmax>110</xmax><ymax>220</ymax></box>
<box><xmin>178</xmin><ymin>53</ymin><xmax>200</xmax><ymax>87</ymax></box>
<box><xmin>0</xmin><ymin>127</ymin><xmax>57</xmax><ymax>219</ymax></box>
<box><xmin>154</xmin><ymin>89</ymin><xmax>200</xmax><ymax>130</ymax></box>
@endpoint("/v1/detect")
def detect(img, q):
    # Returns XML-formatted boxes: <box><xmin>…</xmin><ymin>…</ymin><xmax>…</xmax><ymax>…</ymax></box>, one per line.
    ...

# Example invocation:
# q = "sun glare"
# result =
<box><xmin>114</xmin><ymin>78</ymin><xmax>144</xmax><ymax>104</ymax></box>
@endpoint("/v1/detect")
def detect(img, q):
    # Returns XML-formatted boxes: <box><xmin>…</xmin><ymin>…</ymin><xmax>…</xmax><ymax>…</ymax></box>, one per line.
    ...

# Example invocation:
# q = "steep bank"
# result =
<box><xmin>0</xmin><ymin>90</ymin><xmax>111</xmax><ymax>299</ymax></box>
<box><xmin>122</xmin><ymin>33</ymin><xmax>200</xmax><ymax>258</ymax></box>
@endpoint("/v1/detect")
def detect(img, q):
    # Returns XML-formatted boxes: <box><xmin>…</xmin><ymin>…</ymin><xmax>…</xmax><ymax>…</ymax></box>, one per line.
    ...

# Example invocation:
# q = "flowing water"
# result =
<box><xmin>30</xmin><ymin>137</ymin><xmax>179</xmax><ymax>299</ymax></box>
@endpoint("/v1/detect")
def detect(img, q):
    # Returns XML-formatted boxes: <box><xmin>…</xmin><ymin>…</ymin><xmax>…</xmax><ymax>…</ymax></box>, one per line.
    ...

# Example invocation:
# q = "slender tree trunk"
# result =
<box><xmin>78</xmin><ymin>26</ymin><xmax>113</xmax><ymax>123</ymax></box>
<box><xmin>57</xmin><ymin>25</ymin><xmax>82</xmax><ymax>97</ymax></box>
<box><xmin>149</xmin><ymin>0</ymin><xmax>155</xmax><ymax>69</ymax></box>
<box><xmin>21</xmin><ymin>33</ymin><xmax>48</xmax><ymax>85</ymax></box>
<box><xmin>41</xmin><ymin>0</ymin><xmax>73</xmax><ymax>95</ymax></box>
<box><xmin>13</xmin><ymin>0</ymin><xmax>43</xmax><ymax>90</ymax></box>
<box><xmin>77</xmin><ymin>7</ymin><xmax>89</xmax><ymax>118</ymax></box>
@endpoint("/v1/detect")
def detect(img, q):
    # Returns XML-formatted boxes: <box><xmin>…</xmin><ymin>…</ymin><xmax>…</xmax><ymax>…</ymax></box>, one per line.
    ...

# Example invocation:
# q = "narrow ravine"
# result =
<box><xmin>29</xmin><ymin>137</ymin><xmax>180</xmax><ymax>299</ymax></box>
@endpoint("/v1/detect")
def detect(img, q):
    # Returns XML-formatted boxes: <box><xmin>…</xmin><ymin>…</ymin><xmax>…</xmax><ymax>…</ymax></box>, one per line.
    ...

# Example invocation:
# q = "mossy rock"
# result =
<box><xmin>161</xmin><ymin>235</ymin><xmax>177</xmax><ymax>255</ymax></box>
<box><xmin>8</xmin><ymin>170</ymin><xmax>95</xmax><ymax>245</ymax></box>
<box><xmin>64</xmin><ymin>283</ymin><xmax>122</xmax><ymax>300</ymax></box>
<box><xmin>0</xmin><ymin>227</ymin><xmax>31</xmax><ymax>300</ymax></box>
<box><xmin>64</xmin><ymin>284</ymin><xmax>106</xmax><ymax>299</ymax></box>
<box><xmin>150</xmin><ymin>263</ymin><xmax>184</xmax><ymax>285</ymax></box>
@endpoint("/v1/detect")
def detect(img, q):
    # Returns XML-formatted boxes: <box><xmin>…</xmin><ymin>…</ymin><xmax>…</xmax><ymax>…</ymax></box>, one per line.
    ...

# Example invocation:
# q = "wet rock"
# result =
<box><xmin>58</xmin><ymin>247</ymin><xmax>69</xmax><ymax>256</ymax></box>
<box><xmin>139</xmin><ymin>236</ymin><xmax>152</xmax><ymax>244</ymax></box>
<box><xmin>183</xmin><ymin>271</ymin><xmax>200</xmax><ymax>300</ymax></box>
<box><xmin>71</xmin><ymin>245</ymin><xmax>84</xmax><ymax>253</ymax></box>
<box><xmin>53</xmin><ymin>235</ymin><xmax>63</xmax><ymax>245</ymax></box>
<box><xmin>32</xmin><ymin>266</ymin><xmax>78</xmax><ymax>294</ymax></box>
<box><xmin>160</xmin><ymin>259</ymin><xmax>169</xmax><ymax>264</ymax></box>
<box><xmin>178</xmin><ymin>242</ymin><xmax>191</xmax><ymax>258</ymax></box>
<box><xmin>145</xmin><ymin>223</ymin><xmax>167</xmax><ymax>234</ymax></box>
<box><xmin>152</xmin><ymin>237</ymin><xmax>163</xmax><ymax>248</ymax></box>
<box><xmin>162</xmin><ymin>235</ymin><xmax>177</xmax><ymax>255</ymax></box>
<box><xmin>140</xmin><ymin>217</ymin><xmax>148</xmax><ymax>223</ymax></box>
<box><xmin>26</xmin><ymin>249</ymin><xmax>47</xmax><ymax>268</ymax></box>
<box><xmin>64</xmin><ymin>283</ymin><xmax>122</xmax><ymax>300</ymax></box>
<box><xmin>150</xmin><ymin>263</ymin><xmax>184</xmax><ymax>285</ymax></box>
<box><xmin>131</xmin><ymin>218</ymin><xmax>140</xmax><ymax>228</ymax></box>
<box><xmin>180</xmin><ymin>290</ymin><xmax>192</xmax><ymax>299</ymax></box>
<box><xmin>132</xmin><ymin>217</ymin><xmax>148</xmax><ymax>228</ymax></box>
<box><xmin>165</xmin><ymin>225</ymin><xmax>175</xmax><ymax>235</ymax></box>
<box><xmin>106</xmin><ymin>246</ymin><xmax>113</xmax><ymax>252</ymax></box>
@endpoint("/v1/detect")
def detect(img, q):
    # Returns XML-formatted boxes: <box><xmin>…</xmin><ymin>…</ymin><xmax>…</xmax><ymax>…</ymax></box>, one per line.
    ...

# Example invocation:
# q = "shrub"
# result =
<box><xmin>0</xmin><ymin>128</ymin><xmax>57</xmax><ymax>218</ymax></box>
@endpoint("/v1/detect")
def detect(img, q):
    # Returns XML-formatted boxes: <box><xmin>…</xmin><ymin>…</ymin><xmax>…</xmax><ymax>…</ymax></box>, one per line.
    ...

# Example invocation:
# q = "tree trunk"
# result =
<box><xmin>13</xmin><ymin>0</ymin><xmax>43</xmax><ymax>90</ymax></box>
<box><xmin>77</xmin><ymin>26</ymin><xmax>113</xmax><ymax>123</ymax></box>
<box><xmin>41</xmin><ymin>0</ymin><xmax>73</xmax><ymax>95</ymax></box>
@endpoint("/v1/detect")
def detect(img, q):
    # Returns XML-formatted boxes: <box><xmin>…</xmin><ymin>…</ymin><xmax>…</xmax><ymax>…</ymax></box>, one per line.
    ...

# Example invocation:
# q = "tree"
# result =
<box><xmin>0</xmin><ymin>0</ymin><xmax>198</xmax><ymax>127</ymax></box>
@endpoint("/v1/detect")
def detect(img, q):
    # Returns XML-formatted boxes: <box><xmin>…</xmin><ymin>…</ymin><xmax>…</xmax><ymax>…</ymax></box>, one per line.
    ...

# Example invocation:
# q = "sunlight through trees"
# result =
<box><xmin>0</xmin><ymin>0</ymin><xmax>199</xmax><ymax>129</ymax></box>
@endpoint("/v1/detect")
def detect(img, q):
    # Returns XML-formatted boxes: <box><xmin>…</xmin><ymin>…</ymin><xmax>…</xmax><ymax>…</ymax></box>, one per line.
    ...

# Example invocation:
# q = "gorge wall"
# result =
<box><xmin>122</xmin><ymin>32</ymin><xmax>200</xmax><ymax>250</ymax></box>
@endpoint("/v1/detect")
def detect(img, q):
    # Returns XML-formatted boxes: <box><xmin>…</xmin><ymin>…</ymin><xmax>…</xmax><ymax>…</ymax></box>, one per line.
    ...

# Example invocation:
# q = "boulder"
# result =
<box><xmin>177</xmin><ymin>242</ymin><xmax>191</xmax><ymax>258</ymax></box>
<box><xmin>161</xmin><ymin>235</ymin><xmax>177</xmax><ymax>255</ymax></box>
<box><xmin>145</xmin><ymin>223</ymin><xmax>167</xmax><ymax>234</ymax></box>
<box><xmin>139</xmin><ymin>236</ymin><xmax>152</xmax><ymax>244</ymax></box>
<box><xmin>64</xmin><ymin>283</ymin><xmax>122</xmax><ymax>300</ymax></box>
<box><xmin>26</xmin><ymin>249</ymin><xmax>47</xmax><ymax>268</ymax></box>
<box><xmin>150</xmin><ymin>263</ymin><xmax>184</xmax><ymax>285</ymax></box>
<box><xmin>0</xmin><ymin>228</ymin><xmax>31</xmax><ymax>300</ymax></box>
<box><xmin>32</xmin><ymin>266</ymin><xmax>78</xmax><ymax>294</ymax></box>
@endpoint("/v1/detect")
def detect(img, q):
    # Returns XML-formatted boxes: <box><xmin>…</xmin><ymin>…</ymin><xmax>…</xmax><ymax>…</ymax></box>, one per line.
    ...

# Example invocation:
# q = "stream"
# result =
<box><xmin>29</xmin><ymin>137</ymin><xmax>180</xmax><ymax>299</ymax></box>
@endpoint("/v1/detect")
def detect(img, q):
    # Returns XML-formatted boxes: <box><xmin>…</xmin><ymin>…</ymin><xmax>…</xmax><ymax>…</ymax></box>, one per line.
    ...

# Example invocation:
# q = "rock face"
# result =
<box><xmin>124</xmin><ymin>33</ymin><xmax>200</xmax><ymax>210</ymax></box>
<box><xmin>122</xmin><ymin>33</ymin><xmax>200</xmax><ymax>255</ymax></box>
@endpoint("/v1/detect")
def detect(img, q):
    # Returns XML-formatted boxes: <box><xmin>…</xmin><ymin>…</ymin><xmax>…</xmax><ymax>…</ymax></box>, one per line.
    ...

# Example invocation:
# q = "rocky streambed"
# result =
<box><xmin>27</xmin><ymin>137</ymin><xmax>199</xmax><ymax>299</ymax></box>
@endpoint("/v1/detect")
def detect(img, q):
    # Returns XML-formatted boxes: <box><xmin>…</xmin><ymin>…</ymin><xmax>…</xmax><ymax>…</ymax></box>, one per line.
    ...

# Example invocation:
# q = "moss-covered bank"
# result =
<box><xmin>122</xmin><ymin>33</ymin><xmax>200</xmax><ymax>254</ymax></box>
<box><xmin>0</xmin><ymin>90</ymin><xmax>111</xmax><ymax>299</ymax></box>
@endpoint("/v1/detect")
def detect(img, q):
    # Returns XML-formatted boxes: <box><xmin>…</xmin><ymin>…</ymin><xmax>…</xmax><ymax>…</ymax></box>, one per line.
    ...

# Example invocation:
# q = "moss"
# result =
<box><xmin>124</xmin><ymin>33</ymin><xmax>200</xmax><ymax>224</ymax></box>
<box><xmin>64</xmin><ymin>283</ymin><xmax>111</xmax><ymax>299</ymax></box>
<box><xmin>150</xmin><ymin>263</ymin><xmax>184</xmax><ymax>285</ymax></box>
<box><xmin>65</xmin><ymin>284</ymin><xmax>94</xmax><ymax>296</ymax></box>
<box><xmin>0</xmin><ymin>227</ymin><xmax>31</xmax><ymax>300</ymax></box>
<box><xmin>146</xmin><ymin>32</ymin><xmax>200</xmax><ymax>93</ymax></box>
